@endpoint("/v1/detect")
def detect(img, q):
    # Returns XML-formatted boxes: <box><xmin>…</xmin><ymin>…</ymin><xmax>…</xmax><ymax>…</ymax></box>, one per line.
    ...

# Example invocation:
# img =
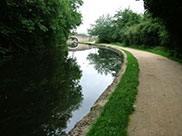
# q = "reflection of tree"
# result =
<box><xmin>0</xmin><ymin>47</ymin><xmax>82</xmax><ymax>136</ymax></box>
<box><xmin>87</xmin><ymin>48</ymin><xmax>123</xmax><ymax>77</ymax></box>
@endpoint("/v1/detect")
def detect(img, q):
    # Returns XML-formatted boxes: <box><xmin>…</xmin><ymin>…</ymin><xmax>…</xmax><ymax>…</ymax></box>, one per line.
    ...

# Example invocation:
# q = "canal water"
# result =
<box><xmin>65</xmin><ymin>47</ymin><xmax>123</xmax><ymax>134</ymax></box>
<box><xmin>0</xmin><ymin>47</ymin><xmax>123</xmax><ymax>136</ymax></box>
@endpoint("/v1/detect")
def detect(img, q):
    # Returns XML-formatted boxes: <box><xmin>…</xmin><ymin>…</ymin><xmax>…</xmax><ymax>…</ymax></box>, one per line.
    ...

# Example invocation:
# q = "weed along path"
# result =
<box><xmin>106</xmin><ymin>44</ymin><xmax>182</xmax><ymax>136</ymax></box>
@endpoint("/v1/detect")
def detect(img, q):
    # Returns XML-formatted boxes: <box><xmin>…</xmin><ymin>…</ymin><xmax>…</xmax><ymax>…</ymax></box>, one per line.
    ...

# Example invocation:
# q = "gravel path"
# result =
<box><xmin>117</xmin><ymin>46</ymin><xmax>182</xmax><ymax>136</ymax></box>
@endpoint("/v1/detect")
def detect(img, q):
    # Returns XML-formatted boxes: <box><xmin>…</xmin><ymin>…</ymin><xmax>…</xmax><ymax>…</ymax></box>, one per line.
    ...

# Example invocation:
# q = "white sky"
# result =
<box><xmin>76</xmin><ymin>0</ymin><xmax>145</xmax><ymax>34</ymax></box>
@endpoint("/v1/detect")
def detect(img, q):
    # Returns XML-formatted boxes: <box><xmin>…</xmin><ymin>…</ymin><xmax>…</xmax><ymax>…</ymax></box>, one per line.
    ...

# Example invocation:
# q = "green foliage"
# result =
<box><xmin>123</xmin><ymin>13</ymin><xmax>169</xmax><ymax>47</ymax></box>
<box><xmin>88</xmin><ymin>15</ymin><xmax>115</xmax><ymax>43</ymax></box>
<box><xmin>113</xmin><ymin>9</ymin><xmax>142</xmax><ymax>41</ymax></box>
<box><xmin>87</xmin><ymin>49</ymin><xmax>139</xmax><ymax>136</ymax></box>
<box><xmin>0</xmin><ymin>1</ymin><xmax>84</xmax><ymax>134</ymax></box>
<box><xmin>144</xmin><ymin>0</ymin><xmax>182</xmax><ymax>57</ymax></box>
<box><xmin>88</xmin><ymin>9</ymin><xmax>182</xmax><ymax>58</ymax></box>
<box><xmin>0</xmin><ymin>0</ymin><xmax>83</xmax><ymax>56</ymax></box>
<box><xmin>88</xmin><ymin>9</ymin><xmax>142</xmax><ymax>43</ymax></box>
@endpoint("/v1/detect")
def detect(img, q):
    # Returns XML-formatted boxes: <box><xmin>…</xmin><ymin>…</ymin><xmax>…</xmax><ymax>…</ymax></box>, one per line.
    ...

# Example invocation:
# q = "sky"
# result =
<box><xmin>76</xmin><ymin>0</ymin><xmax>145</xmax><ymax>34</ymax></box>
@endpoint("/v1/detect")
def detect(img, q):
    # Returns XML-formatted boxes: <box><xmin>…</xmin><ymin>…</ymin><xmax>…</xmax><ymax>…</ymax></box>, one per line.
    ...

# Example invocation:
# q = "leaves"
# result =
<box><xmin>88</xmin><ymin>14</ymin><xmax>115</xmax><ymax>43</ymax></box>
<box><xmin>0</xmin><ymin>0</ymin><xmax>83</xmax><ymax>56</ymax></box>
<box><xmin>144</xmin><ymin>0</ymin><xmax>182</xmax><ymax>56</ymax></box>
<box><xmin>88</xmin><ymin>9</ymin><xmax>170</xmax><ymax>49</ymax></box>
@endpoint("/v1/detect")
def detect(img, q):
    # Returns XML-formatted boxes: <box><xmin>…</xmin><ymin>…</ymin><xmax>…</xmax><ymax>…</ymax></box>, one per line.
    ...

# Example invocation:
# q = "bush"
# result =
<box><xmin>88</xmin><ymin>9</ymin><xmax>181</xmax><ymax>58</ymax></box>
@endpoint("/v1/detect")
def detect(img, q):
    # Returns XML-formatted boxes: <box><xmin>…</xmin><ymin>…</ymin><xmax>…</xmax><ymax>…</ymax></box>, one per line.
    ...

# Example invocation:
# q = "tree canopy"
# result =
<box><xmin>88</xmin><ymin>15</ymin><xmax>114</xmax><ymax>43</ymax></box>
<box><xmin>144</xmin><ymin>0</ymin><xmax>182</xmax><ymax>56</ymax></box>
<box><xmin>0</xmin><ymin>0</ymin><xmax>83</xmax><ymax>56</ymax></box>
<box><xmin>88</xmin><ymin>9</ymin><xmax>167</xmax><ymax>47</ymax></box>
<box><xmin>88</xmin><ymin>8</ymin><xmax>181</xmax><ymax>57</ymax></box>
<box><xmin>88</xmin><ymin>5</ymin><xmax>182</xmax><ymax>58</ymax></box>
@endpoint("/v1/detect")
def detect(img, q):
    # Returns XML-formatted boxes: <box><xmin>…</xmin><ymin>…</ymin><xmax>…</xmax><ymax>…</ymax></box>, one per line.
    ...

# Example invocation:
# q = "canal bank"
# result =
<box><xmin>68</xmin><ymin>44</ymin><xmax>133</xmax><ymax>136</ymax></box>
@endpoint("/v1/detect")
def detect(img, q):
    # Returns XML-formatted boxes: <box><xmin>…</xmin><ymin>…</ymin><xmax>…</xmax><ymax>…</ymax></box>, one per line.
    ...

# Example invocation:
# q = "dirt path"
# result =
<box><xmin>114</xmin><ymin>46</ymin><xmax>182</xmax><ymax>136</ymax></box>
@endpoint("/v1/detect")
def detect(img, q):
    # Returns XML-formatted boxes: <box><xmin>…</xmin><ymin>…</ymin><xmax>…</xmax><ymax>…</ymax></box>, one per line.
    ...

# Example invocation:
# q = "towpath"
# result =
<box><xmin>108</xmin><ymin>44</ymin><xmax>182</xmax><ymax>136</ymax></box>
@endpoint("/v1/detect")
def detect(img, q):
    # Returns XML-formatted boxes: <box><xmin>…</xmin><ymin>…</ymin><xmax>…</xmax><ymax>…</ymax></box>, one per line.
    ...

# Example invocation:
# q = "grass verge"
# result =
<box><xmin>87</xmin><ymin>50</ymin><xmax>139</xmax><ymax>136</ymax></box>
<box><xmin>109</xmin><ymin>42</ymin><xmax>182</xmax><ymax>63</ymax></box>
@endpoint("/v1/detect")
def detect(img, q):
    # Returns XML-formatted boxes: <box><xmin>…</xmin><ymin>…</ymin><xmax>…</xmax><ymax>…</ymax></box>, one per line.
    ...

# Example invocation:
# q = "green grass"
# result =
<box><xmin>109</xmin><ymin>42</ymin><xmax>182</xmax><ymax>63</ymax></box>
<box><xmin>87</xmin><ymin>50</ymin><xmax>139</xmax><ymax>136</ymax></box>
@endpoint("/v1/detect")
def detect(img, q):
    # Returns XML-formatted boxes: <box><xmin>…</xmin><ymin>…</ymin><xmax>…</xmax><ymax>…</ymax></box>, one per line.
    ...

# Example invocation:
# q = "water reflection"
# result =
<box><xmin>0</xmin><ymin>47</ymin><xmax>82</xmax><ymax>136</ymax></box>
<box><xmin>65</xmin><ymin>48</ymin><xmax>123</xmax><ymax>133</ymax></box>
<box><xmin>87</xmin><ymin>48</ymin><xmax>123</xmax><ymax>77</ymax></box>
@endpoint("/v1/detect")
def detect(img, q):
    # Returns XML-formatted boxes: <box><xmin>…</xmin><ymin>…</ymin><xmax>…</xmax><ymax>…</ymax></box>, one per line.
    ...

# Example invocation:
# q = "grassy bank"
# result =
<box><xmin>109</xmin><ymin>42</ymin><xmax>182</xmax><ymax>63</ymax></box>
<box><xmin>87</xmin><ymin>50</ymin><xmax>139</xmax><ymax>136</ymax></box>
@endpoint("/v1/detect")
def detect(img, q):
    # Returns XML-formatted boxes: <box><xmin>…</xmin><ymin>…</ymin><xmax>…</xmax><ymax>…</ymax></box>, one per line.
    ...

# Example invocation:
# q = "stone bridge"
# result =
<box><xmin>70</xmin><ymin>34</ymin><xmax>96</xmax><ymax>42</ymax></box>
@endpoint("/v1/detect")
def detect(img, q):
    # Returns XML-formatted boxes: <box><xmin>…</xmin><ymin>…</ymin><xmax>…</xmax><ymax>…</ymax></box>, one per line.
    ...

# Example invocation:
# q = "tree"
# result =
<box><xmin>88</xmin><ymin>14</ymin><xmax>115</xmax><ymax>43</ymax></box>
<box><xmin>88</xmin><ymin>9</ymin><xmax>142</xmax><ymax>43</ymax></box>
<box><xmin>0</xmin><ymin>0</ymin><xmax>83</xmax><ymax>56</ymax></box>
<box><xmin>113</xmin><ymin>9</ymin><xmax>142</xmax><ymax>42</ymax></box>
<box><xmin>88</xmin><ymin>9</ymin><xmax>170</xmax><ymax>50</ymax></box>
<box><xmin>123</xmin><ymin>12</ymin><xmax>169</xmax><ymax>47</ymax></box>
<box><xmin>144</xmin><ymin>0</ymin><xmax>182</xmax><ymax>56</ymax></box>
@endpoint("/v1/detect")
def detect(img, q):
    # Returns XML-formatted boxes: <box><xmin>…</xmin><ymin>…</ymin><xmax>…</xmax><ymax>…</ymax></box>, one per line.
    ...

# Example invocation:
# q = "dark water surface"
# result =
<box><xmin>0</xmin><ymin>47</ymin><xmax>123</xmax><ymax>136</ymax></box>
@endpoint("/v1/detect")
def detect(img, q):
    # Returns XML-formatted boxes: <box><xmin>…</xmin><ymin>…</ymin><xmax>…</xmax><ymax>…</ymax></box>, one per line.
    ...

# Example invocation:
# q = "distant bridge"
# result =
<box><xmin>70</xmin><ymin>34</ymin><xmax>96</xmax><ymax>42</ymax></box>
